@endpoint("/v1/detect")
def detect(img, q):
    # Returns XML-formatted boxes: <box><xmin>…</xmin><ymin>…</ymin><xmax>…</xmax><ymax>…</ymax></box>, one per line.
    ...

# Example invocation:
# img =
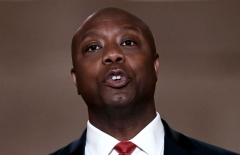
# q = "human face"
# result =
<box><xmin>71</xmin><ymin>12</ymin><xmax>159</xmax><ymax>109</ymax></box>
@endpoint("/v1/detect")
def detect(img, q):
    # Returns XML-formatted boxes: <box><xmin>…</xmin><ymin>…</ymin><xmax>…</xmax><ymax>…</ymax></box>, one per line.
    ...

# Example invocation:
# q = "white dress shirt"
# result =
<box><xmin>85</xmin><ymin>112</ymin><xmax>165</xmax><ymax>155</ymax></box>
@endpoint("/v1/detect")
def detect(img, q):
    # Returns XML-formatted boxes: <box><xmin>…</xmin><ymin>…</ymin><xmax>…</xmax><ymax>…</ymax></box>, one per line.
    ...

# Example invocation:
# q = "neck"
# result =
<box><xmin>88</xmin><ymin>99</ymin><xmax>156</xmax><ymax>141</ymax></box>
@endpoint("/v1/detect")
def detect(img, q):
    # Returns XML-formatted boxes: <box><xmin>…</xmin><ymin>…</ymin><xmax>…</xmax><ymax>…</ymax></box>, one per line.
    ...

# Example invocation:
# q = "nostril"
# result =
<box><xmin>105</xmin><ymin>59</ymin><xmax>112</xmax><ymax>64</ymax></box>
<box><xmin>116</xmin><ymin>57</ymin><xmax>122</xmax><ymax>62</ymax></box>
<box><xmin>102</xmin><ymin>53</ymin><xmax>125</xmax><ymax>65</ymax></box>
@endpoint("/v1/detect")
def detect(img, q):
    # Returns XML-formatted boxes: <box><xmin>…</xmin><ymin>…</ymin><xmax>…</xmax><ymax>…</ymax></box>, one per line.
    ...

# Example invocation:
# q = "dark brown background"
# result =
<box><xmin>0</xmin><ymin>1</ymin><xmax>239</xmax><ymax>155</ymax></box>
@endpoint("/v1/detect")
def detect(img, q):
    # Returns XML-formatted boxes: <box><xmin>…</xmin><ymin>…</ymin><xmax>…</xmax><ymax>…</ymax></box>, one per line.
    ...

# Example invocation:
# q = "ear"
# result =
<box><xmin>153</xmin><ymin>53</ymin><xmax>160</xmax><ymax>78</ymax></box>
<box><xmin>71</xmin><ymin>68</ymin><xmax>77</xmax><ymax>87</ymax></box>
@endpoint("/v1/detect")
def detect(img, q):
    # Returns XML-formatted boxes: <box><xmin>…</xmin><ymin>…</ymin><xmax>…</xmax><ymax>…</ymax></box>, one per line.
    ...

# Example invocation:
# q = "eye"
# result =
<box><xmin>122</xmin><ymin>40</ymin><xmax>136</xmax><ymax>46</ymax></box>
<box><xmin>86</xmin><ymin>45</ymin><xmax>101</xmax><ymax>52</ymax></box>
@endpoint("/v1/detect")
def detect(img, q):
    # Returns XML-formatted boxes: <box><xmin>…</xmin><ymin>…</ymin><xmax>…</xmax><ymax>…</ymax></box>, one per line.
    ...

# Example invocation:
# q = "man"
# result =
<box><xmin>50</xmin><ymin>7</ymin><xmax>239</xmax><ymax>155</ymax></box>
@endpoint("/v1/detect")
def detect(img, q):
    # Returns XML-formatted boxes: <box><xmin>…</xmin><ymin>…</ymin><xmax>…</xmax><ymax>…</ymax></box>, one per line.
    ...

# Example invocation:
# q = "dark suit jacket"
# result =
<box><xmin>49</xmin><ymin>120</ymin><xmax>239</xmax><ymax>155</ymax></box>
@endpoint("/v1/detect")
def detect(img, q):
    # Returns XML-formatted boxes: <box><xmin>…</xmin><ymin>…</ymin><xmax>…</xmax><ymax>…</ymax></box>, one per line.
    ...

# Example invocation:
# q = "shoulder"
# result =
<box><xmin>162</xmin><ymin>119</ymin><xmax>239</xmax><ymax>155</ymax></box>
<box><xmin>48</xmin><ymin>129</ymin><xmax>87</xmax><ymax>155</ymax></box>
<box><xmin>188</xmin><ymin>137</ymin><xmax>239</xmax><ymax>155</ymax></box>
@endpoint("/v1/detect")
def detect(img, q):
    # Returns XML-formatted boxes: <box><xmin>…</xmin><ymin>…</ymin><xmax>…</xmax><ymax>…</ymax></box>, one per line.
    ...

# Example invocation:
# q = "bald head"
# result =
<box><xmin>70</xmin><ymin>7</ymin><xmax>160</xmax><ymax>130</ymax></box>
<box><xmin>71</xmin><ymin>7</ymin><xmax>156</xmax><ymax>67</ymax></box>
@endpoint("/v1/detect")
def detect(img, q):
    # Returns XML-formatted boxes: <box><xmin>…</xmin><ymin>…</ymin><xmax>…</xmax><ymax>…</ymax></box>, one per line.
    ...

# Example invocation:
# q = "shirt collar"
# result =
<box><xmin>130</xmin><ymin>112</ymin><xmax>165</xmax><ymax>155</ymax></box>
<box><xmin>86</xmin><ymin>112</ymin><xmax>164</xmax><ymax>155</ymax></box>
<box><xmin>86</xmin><ymin>121</ymin><xmax>119</xmax><ymax>155</ymax></box>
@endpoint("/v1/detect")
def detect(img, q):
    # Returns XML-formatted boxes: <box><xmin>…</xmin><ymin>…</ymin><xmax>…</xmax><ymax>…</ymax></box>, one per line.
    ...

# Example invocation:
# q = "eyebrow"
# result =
<box><xmin>120</xmin><ymin>26</ymin><xmax>143</xmax><ymax>35</ymax></box>
<box><xmin>81</xmin><ymin>31</ymin><xmax>100</xmax><ymax>42</ymax></box>
<box><xmin>80</xmin><ymin>26</ymin><xmax>143</xmax><ymax>42</ymax></box>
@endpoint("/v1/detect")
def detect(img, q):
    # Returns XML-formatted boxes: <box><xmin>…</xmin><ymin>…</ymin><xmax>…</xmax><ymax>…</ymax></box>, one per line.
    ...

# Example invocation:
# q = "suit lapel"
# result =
<box><xmin>57</xmin><ymin>129</ymin><xmax>86</xmax><ymax>155</ymax></box>
<box><xmin>162</xmin><ymin>119</ymin><xmax>196</xmax><ymax>155</ymax></box>
<box><xmin>57</xmin><ymin>120</ymin><xmax>197</xmax><ymax>155</ymax></box>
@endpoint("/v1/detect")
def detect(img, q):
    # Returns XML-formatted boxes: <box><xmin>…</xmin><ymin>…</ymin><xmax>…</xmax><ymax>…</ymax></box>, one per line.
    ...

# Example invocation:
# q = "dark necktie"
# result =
<box><xmin>114</xmin><ymin>141</ymin><xmax>136</xmax><ymax>155</ymax></box>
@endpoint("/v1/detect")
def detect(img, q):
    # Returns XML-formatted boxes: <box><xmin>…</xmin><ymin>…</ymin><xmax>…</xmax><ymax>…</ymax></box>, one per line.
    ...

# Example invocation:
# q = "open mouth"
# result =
<box><xmin>103</xmin><ymin>69</ymin><xmax>130</xmax><ymax>88</ymax></box>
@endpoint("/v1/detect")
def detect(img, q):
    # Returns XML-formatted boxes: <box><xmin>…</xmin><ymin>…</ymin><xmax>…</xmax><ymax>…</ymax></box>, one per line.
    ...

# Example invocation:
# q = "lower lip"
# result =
<box><xmin>103</xmin><ymin>77</ymin><xmax>130</xmax><ymax>88</ymax></box>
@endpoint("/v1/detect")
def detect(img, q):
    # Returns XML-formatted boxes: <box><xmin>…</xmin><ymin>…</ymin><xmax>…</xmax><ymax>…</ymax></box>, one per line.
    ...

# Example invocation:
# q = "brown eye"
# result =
<box><xmin>87</xmin><ymin>45</ymin><xmax>100</xmax><ymax>52</ymax></box>
<box><xmin>122</xmin><ymin>40</ymin><xmax>135</xmax><ymax>46</ymax></box>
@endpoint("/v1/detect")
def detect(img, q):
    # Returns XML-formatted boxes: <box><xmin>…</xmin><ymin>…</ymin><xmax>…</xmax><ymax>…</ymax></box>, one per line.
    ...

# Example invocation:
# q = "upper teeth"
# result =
<box><xmin>112</xmin><ymin>75</ymin><xmax>121</xmax><ymax>80</ymax></box>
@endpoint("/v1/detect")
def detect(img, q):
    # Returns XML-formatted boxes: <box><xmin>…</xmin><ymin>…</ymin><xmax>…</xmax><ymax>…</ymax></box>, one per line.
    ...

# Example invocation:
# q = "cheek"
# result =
<box><xmin>75</xmin><ymin>59</ymin><xmax>101</xmax><ymax>94</ymax></box>
<box><xmin>128</xmin><ymin>54</ymin><xmax>157</xmax><ymax>87</ymax></box>
<box><xmin>129</xmin><ymin>53</ymin><xmax>155</xmax><ymax>74</ymax></box>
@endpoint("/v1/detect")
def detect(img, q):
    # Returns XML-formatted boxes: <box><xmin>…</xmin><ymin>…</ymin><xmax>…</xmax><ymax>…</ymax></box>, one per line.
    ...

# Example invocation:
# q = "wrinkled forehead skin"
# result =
<box><xmin>71</xmin><ymin>7</ymin><xmax>156</xmax><ymax>67</ymax></box>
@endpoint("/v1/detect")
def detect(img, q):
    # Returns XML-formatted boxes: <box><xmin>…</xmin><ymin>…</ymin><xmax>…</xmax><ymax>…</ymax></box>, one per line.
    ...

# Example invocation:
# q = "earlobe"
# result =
<box><xmin>153</xmin><ymin>53</ymin><xmax>160</xmax><ymax>78</ymax></box>
<box><xmin>71</xmin><ymin>68</ymin><xmax>77</xmax><ymax>87</ymax></box>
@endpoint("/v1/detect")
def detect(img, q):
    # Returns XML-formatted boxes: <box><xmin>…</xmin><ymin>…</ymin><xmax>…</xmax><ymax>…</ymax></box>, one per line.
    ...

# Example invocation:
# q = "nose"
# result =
<box><xmin>102</xmin><ymin>46</ymin><xmax>125</xmax><ymax>65</ymax></box>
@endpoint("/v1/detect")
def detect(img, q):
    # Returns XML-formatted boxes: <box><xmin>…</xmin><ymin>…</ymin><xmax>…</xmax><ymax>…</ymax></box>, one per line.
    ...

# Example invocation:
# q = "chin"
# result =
<box><xmin>108</xmin><ymin>94</ymin><xmax>134</xmax><ymax>106</ymax></box>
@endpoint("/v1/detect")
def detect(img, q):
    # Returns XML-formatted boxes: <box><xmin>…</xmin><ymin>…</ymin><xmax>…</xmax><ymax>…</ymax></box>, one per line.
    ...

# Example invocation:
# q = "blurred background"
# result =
<box><xmin>0</xmin><ymin>1</ymin><xmax>240</xmax><ymax>154</ymax></box>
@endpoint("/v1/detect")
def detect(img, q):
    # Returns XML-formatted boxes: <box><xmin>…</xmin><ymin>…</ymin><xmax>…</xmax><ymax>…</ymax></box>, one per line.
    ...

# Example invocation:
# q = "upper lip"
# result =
<box><xmin>103</xmin><ymin>69</ymin><xmax>130</xmax><ymax>88</ymax></box>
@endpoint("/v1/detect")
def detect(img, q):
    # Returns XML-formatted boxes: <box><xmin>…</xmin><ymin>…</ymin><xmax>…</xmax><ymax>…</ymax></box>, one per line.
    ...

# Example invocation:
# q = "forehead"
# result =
<box><xmin>76</xmin><ymin>10</ymin><xmax>146</xmax><ymax>39</ymax></box>
<box><xmin>71</xmin><ymin>8</ymin><xmax>156</xmax><ymax>64</ymax></box>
